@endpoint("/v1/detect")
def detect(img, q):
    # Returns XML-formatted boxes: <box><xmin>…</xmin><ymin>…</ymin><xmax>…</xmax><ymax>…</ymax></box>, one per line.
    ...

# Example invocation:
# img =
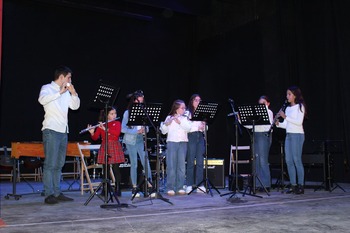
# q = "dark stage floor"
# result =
<box><xmin>1</xmin><ymin>179</ymin><xmax>350</xmax><ymax>233</ymax></box>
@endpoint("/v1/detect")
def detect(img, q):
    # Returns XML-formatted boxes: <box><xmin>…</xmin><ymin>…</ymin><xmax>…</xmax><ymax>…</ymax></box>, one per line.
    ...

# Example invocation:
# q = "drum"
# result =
<box><xmin>150</xmin><ymin>144</ymin><xmax>166</xmax><ymax>156</ymax></box>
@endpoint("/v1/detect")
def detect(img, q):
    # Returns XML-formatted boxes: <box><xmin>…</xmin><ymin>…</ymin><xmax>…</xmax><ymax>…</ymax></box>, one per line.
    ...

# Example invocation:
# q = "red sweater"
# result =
<box><xmin>91</xmin><ymin>121</ymin><xmax>121</xmax><ymax>141</ymax></box>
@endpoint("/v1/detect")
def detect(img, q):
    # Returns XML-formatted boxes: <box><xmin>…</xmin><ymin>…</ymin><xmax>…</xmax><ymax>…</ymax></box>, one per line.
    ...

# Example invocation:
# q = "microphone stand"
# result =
<box><xmin>221</xmin><ymin>99</ymin><xmax>245</xmax><ymax>199</ymax></box>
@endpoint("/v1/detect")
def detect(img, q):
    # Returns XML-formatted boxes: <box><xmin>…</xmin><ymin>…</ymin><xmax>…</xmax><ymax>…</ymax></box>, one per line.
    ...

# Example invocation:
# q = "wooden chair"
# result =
<box><xmin>229</xmin><ymin>145</ymin><xmax>250</xmax><ymax>175</ymax></box>
<box><xmin>77</xmin><ymin>143</ymin><xmax>115</xmax><ymax>195</ymax></box>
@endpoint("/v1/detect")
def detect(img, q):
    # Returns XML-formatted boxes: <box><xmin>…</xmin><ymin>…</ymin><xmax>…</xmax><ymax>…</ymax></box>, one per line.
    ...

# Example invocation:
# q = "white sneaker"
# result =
<box><xmin>167</xmin><ymin>190</ymin><xmax>175</xmax><ymax>196</ymax></box>
<box><xmin>197</xmin><ymin>186</ymin><xmax>206</xmax><ymax>193</ymax></box>
<box><xmin>150</xmin><ymin>192</ymin><xmax>156</xmax><ymax>198</ymax></box>
<box><xmin>178</xmin><ymin>189</ymin><xmax>186</xmax><ymax>195</ymax></box>
<box><xmin>186</xmin><ymin>186</ymin><xmax>193</xmax><ymax>194</ymax></box>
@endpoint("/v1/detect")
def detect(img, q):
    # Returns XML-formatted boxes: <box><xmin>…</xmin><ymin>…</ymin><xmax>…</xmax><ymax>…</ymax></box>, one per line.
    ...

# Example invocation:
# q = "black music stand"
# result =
<box><xmin>128</xmin><ymin>103</ymin><xmax>172</xmax><ymax>205</ymax></box>
<box><xmin>187</xmin><ymin>101</ymin><xmax>220</xmax><ymax>196</ymax></box>
<box><xmin>314</xmin><ymin>140</ymin><xmax>346</xmax><ymax>193</ymax></box>
<box><xmin>84</xmin><ymin>81</ymin><xmax>129</xmax><ymax>209</ymax></box>
<box><xmin>238</xmin><ymin>104</ymin><xmax>270</xmax><ymax>198</ymax></box>
<box><xmin>220</xmin><ymin>99</ymin><xmax>246</xmax><ymax>200</ymax></box>
<box><xmin>274</xmin><ymin>140</ymin><xmax>288</xmax><ymax>193</ymax></box>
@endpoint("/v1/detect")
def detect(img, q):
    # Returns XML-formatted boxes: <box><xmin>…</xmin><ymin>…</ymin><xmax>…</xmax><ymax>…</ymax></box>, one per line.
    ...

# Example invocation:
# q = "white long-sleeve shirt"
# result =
<box><xmin>38</xmin><ymin>81</ymin><xmax>80</xmax><ymax>133</ymax></box>
<box><xmin>277</xmin><ymin>104</ymin><xmax>305</xmax><ymax>134</ymax></box>
<box><xmin>160</xmin><ymin>115</ymin><xmax>192</xmax><ymax>142</ymax></box>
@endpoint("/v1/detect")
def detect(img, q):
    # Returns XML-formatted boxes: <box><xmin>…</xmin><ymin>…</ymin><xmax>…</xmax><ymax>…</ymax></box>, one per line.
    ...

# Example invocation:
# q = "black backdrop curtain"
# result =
<box><xmin>196</xmin><ymin>0</ymin><xmax>350</xmax><ymax>181</ymax></box>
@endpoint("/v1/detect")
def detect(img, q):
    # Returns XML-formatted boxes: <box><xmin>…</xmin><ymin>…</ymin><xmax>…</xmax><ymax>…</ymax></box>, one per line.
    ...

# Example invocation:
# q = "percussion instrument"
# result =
<box><xmin>150</xmin><ymin>144</ymin><xmax>166</xmax><ymax>157</ymax></box>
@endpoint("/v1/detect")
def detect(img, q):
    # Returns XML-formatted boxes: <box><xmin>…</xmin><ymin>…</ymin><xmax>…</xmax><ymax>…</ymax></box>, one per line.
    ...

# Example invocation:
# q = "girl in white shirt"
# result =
<box><xmin>160</xmin><ymin>100</ymin><xmax>191</xmax><ymax>195</ymax></box>
<box><xmin>276</xmin><ymin>86</ymin><xmax>307</xmax><ymax>194</ymax></box>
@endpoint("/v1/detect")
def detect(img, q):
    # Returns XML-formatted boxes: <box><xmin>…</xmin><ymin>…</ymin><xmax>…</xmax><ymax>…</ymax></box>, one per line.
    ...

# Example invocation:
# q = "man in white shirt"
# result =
<box><xmin>38</xmin><ymin>66</ymin><xmax>80</xmax><ymax>204</ymax></box>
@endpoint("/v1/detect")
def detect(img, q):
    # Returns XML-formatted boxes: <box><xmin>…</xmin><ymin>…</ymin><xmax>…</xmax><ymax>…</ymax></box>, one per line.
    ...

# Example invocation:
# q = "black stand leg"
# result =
<box><xmin>241</xmin><ymin>175</ymin><xmax>263</xmax><ymax>198</ymax></box>
<box><xmin>220</xmin><ymin>175</ymin><xmax>245</xmax><ymax>199</ymax></box>
<box><xmin>275</xmin><ymin>141</ymin><xmax>288</xmax><ymax>193</ymax></box>
<box><xmin>132</xmin><ymin>127</ymin><xmax>172</xmax><ymax>205</ymax></box>
<box><xmin>314</xmin><ymin>141</ymin><xmax>346</xmax><ymax>193</ymax></box>
<box><xmin>189</xmin><ymin>175</ymin><xmax>221</xmax><ymax>197</ymax></box>
<box><xmin>149</xmin><ymin>128</ymin><xmax>173</xmax><ymax>205</ymax></box>
<box><xmin>131</xmin><ymin>172</ymin><xmax>150</xmax><ymax>201</ymax></box>
<box><xmin>220</xmin><ymin>112</ymin><xmax>245</xmax><ymax>199</ymax></box>
<box><xmin>5</xmin><ymin>159</ymin><xmax>22</xmax><ymax>200</ymax></box>
<box><xmin>188</xmin><ymin>128</ymin><xmax>220</xmax><ymax>197</ymax></box>
<box><xmin>84</xmin><ymin>92</ymin><xmax>129</xmax><ymax>208</ymax></box>
<box><xmin>84</xmin><ymin>176</ymin><xmax>130</xmax><ymax>208</ymax></box>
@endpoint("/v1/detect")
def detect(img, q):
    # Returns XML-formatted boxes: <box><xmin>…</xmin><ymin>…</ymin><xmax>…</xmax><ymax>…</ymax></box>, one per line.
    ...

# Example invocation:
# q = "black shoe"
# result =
<box><xmin>295</xmin><ymin>185</ymin><xmax>304</xmax><ymax>194</ymax></box>
<box><xmin>45</xmin><ymin>195</ymin><xmax>58</xmax><ymax>204</ymax></box>
<box><xmin>286</xmin><ymin>185</ymin><xmax>297</xmax><ymax>194</ymax></box>
<box><xmin>56</xmin><ymin>193</ymin><xmax>74</xmax><ymax>202</ymax></box>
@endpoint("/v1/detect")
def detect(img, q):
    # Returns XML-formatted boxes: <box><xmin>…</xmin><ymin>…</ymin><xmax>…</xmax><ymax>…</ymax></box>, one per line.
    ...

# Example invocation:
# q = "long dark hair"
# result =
<box><xmin>98</xmin><ymin>106</ymin><xmax>116</xmax><ymax>122</ymax></box>
<box><xmin>187</xmin><ymin>94</ymin><xmax>201</xmax><ymax>116</ymax></box>
<box><xmin>288</xmin><ymin>85</ymin><xmax>307</xmax><ymax>117</ymax></box>
<box><xmin>126</xmin><ymin>90</ymin><xmax>145</xmax><ymax>112</ymax></box>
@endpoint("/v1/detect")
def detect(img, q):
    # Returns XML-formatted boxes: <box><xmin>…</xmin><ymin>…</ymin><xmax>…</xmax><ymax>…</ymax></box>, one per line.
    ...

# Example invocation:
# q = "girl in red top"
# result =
<box><xmin>88</xmin><ymin>106</ymin><xmax>125</xmax><ymax>196</ymax></box>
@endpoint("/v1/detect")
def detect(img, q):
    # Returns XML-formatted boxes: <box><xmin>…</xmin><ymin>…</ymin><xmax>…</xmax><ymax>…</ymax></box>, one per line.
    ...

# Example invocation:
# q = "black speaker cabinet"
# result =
<box><xmin>205</xmin><ymin>159</ymin><xmax>225</xmax><ymax>188</ymax></box>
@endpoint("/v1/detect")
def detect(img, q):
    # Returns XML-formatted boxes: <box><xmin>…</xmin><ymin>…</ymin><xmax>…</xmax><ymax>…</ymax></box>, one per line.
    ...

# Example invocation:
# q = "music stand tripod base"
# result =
<box><xmin>84</xmin><ymin>81</ymin><xmax>129</xmax><ymax>209</ymax></box>
<box><xmin>128</xmin><ymin>103</ymin><xmax>173</xmax><ymax>205</ymax></box>
<box><xmin>187</xmin><ymin>101</ymin><xmax>220</xmax><ymax>196</ymax></box>
<box><xmin>238</xmin><ymin>104</ymin><xmax>271</xmax><ymax>198</ymax></box>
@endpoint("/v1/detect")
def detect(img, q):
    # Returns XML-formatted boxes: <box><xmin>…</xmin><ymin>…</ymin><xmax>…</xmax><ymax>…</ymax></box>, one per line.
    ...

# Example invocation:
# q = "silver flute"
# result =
<box><xmin>79</xmin><ymin>117</ymin><xmax>120</xmax><ymax>134</ymax></box>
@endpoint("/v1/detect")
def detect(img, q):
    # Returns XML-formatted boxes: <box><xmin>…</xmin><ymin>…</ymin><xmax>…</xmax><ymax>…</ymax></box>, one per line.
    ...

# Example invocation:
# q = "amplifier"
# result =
<box><xmin>204</xmin><ymin>159</ymin><xmax>225</xmax><ymax>189</ymax></box>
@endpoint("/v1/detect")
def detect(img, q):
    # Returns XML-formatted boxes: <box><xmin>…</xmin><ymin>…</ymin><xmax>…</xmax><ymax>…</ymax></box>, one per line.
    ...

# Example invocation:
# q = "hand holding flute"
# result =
<box><xmin>88</xmin><ymin>122</ymin><xmax>105</xmax><ymax>136</ymax></box>
<box><xmin>275</xmin><ymin>110</ymin><xmax>286</xmax><ymax>126</ymax></box>
<box><xmin>265</xmin><ymin>100</ymin><xmax>288</xmax><ymax>137</ymax></box>
<box><xmin>164</xmin><ymin>114</ymin><xmax>182</xmax><ymax>126</ymax></box>
<box><xmin>79</xmin><ymin>117</ymin><xmax>119</xmax><ymax>134</ymax></box>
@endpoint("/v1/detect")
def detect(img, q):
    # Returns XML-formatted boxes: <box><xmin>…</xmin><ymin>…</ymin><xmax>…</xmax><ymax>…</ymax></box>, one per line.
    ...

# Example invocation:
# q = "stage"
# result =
<box><xmin>1</xmin><ymin>179</ymin><xmax>350</xmax><ymax>232</ymax></box>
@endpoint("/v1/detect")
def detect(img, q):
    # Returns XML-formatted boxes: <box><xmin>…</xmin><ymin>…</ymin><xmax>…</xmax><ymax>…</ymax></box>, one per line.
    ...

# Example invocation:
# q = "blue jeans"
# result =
<box><xmin>125</xmin><ymin>134</ymin><xmax>152</xmax><ymax>187</ymax></box>
<box><xmin>42</xmin><ymin>129</ymin><xmax>67</xmax><ymax>197</ymax></box>
<box><xmin>186</xmin><ymin>132</ymin><xmax>205</xmax><ymax>186</ymax></box>
<box><xmin>285</xmin><ymin>133</ymin><xmax>305</xmax><ymax>185</ymax></box>
<box><xmin>254</xmin><ymin>132</ymin><xmax>272</xmax><ymax>188</ymax></box>
<box><xmin>166</xmin><ymin>142</ymin><xmax>187</xmax><ymax>192</ymax></box>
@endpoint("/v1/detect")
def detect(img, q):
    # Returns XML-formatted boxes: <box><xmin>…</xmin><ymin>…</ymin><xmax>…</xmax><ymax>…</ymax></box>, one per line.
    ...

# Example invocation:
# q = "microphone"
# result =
<box><xmin>228</xmin><ymin>98</ymin><xmax>234</xmax><ymax>103</ymax></box>
<box><xmin>227</xmin><ymin>113</ymin><xmax>235</xmax><ymax>117</ymax></box>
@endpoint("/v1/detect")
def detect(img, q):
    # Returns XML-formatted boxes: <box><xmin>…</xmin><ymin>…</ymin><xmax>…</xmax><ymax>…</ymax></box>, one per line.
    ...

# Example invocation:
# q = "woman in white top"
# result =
<box><xmin>276</xmin><ymin>86</ymin><xmax>307</xmax><ymax>194</ymax></box>
<box><xmin>160</xmin><ymin>100</ymin><xmax>191</xmax><ymax>195</ymax></box>
<box><xmin>185</xmin><ymin>94</ymin><xmax>206</xmax><ymax>194</ymax></box>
